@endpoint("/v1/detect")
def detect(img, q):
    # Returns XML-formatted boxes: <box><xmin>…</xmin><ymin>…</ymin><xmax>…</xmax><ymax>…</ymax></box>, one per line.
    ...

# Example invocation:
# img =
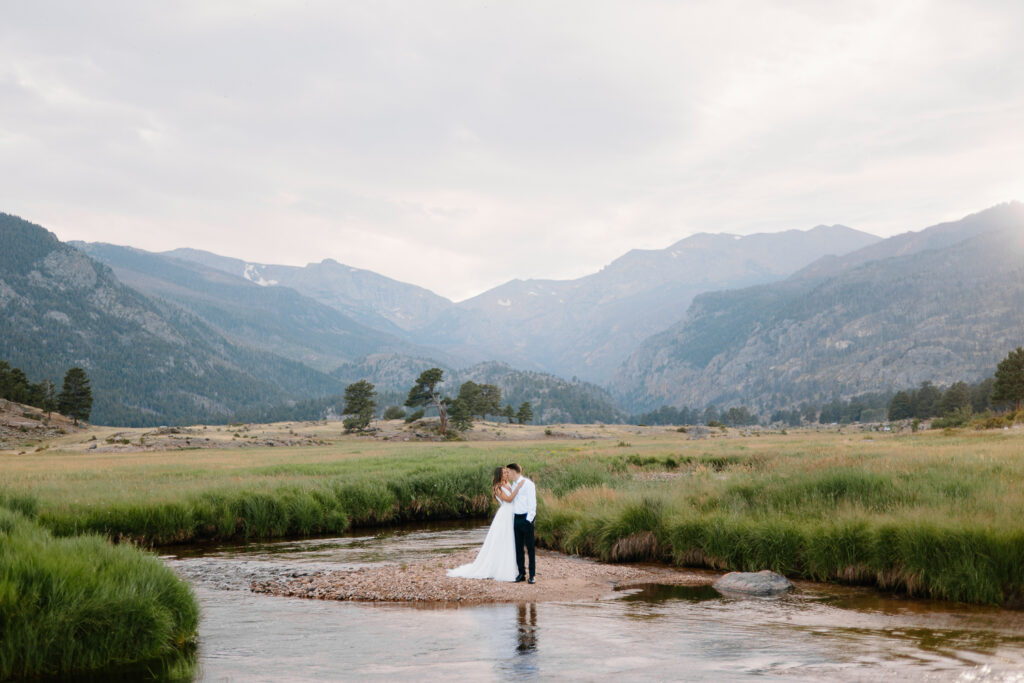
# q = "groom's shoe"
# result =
<box><xmin>528</xmin><ymin>577</ymin><xmax>536</xmax><ymax>584</ymax></box>
<box><xmin>515</xmin><ymin>575</ymin><xmax>526</xmax><ymax>583</ymax></box>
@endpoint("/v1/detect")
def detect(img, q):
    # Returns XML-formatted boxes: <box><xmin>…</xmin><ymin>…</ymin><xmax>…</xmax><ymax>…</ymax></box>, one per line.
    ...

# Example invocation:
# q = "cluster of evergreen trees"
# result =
<box><xmin>888</xmin><ymin>347</ymin><xmax>1024</xmax><ymax>422</ymax></box>
<box><xmin>0</xmin><ymin>360</ymin><xmax>93</xmax><ymax>424</ymax></box>
<box><xmin>886</xmin><ymin>380</ymin><xmax>992</xmax><ymax>421</ymax></box>
<box><xmin>340</xmin><ymin>370</ymin><xmax>535</xmax><ymax>435</ymax></box>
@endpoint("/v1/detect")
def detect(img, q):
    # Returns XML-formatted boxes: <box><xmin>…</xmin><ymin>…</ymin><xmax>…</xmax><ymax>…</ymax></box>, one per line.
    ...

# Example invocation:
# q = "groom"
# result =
<box><xmin>506</xmin><ymin>463</ymin><xmax>537</xmax><ymax>584</ymax></box>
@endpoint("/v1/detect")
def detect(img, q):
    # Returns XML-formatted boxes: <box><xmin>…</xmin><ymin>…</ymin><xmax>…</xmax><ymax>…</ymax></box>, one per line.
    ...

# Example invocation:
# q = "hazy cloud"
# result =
<box><xmin>2</xmin><ymin>1</ymin><xmax>1023</xmax><ymax>299</ymax></box>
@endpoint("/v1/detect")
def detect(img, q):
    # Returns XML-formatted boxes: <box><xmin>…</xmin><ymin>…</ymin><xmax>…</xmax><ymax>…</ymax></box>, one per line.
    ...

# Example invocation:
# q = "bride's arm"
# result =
<box><xmin>494</xmin><ymin>480</ymin><xmax>524</xmax><ymax>502</ymax></box>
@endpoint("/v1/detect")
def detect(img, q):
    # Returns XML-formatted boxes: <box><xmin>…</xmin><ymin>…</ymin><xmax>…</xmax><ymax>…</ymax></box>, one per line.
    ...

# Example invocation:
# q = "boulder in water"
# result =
<box><xmin>713</xmin><ymin>570</ymin><xmax>792</xmax><ymax>596</ymax></box>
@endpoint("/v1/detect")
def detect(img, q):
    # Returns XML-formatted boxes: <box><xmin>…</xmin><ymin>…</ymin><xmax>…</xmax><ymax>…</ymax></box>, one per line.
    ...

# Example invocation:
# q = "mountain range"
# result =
<box><xmin>157</xmin><ymin>224</ymin><xmax>880</xmax><ymax>383</ymax></box>
<box><xmin>614</xmin><ymin>202</ymin><xmax>1024</xmax><ymax>411</ymax></box>
<box><xmin>3</xmin><ymin>202</ymin><xmax>1022</xmax><ymax>426</ymax></box>
<box><xmin>1</xmin><ymin>215</ymin><xmax>624</xmax><ymax>425</ymax></box>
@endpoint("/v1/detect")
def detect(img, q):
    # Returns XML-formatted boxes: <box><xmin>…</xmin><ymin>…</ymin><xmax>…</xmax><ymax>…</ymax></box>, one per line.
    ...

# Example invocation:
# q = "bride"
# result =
<box><xmin>447</xmin><ymin>467</ymin><xmax>524</xmax><ymax>581</ymax></box>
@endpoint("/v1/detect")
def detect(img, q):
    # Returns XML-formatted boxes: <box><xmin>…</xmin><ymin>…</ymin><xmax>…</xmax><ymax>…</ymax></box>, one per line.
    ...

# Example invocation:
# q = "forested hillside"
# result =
<box><xmin>0</xmin><ymin>213</ymin><xmax>343</xmax><ymax>426</ymax></box>
<box><xmin>615</xmin><ymin>204</ymin><xmax>1024</xmax><ymax>412</ymax></box>
<box><xmin>76</xmin><ymin>243</ymin><xmax>437</xmax><ymax>372</ymax></box>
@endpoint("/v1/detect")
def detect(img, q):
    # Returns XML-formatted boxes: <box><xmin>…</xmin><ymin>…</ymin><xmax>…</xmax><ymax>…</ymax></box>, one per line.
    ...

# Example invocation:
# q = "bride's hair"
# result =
<box><xmin>492</xmin><ymin>467</ymin><xmax>505</xmax><ymax>487</ymax></box>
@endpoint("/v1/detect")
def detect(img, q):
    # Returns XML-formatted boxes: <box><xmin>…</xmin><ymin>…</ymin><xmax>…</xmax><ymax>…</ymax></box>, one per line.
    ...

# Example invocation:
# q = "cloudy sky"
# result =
<box><xmin>3</xmin><ymin>1</ymin><xmax>1023</xmax><ymax>300</ymax></box>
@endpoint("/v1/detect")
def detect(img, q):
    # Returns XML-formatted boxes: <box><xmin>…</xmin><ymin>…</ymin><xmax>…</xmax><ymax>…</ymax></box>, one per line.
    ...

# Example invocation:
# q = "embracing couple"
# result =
<box><xmin>447</xmin><ymin>463</ymin><xmax>537</xmax><ymax>583</ymax></box>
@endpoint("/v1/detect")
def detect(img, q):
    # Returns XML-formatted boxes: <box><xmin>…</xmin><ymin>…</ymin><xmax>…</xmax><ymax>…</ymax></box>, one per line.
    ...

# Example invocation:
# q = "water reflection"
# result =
<box><xmin>517</xmin><ymin>603</ymin><xmax>538</xmax><ymax>654</ymax></box>
<box><xmin>168</xmin><ymin>526</ymin><xmax>1024</xmax><ymax>681</ymax></box>
<box><xmin>619</xmin><ymin>583</ymin><xmax>722</xmax><ymax>604</ymax></box>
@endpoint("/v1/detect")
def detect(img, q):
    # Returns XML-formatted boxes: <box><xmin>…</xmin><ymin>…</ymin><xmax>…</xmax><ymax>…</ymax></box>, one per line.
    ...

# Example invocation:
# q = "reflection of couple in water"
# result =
<box><xmin>447</xmin><ymin>463</ymin><xmax>537</xmax><ymax>583</ymax></box>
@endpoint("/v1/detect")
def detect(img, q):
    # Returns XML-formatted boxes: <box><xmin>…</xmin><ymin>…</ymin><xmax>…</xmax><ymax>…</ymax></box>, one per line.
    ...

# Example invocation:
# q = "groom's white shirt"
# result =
<box><xmin>512</xmin><ymin>475</ymin><xmax>537</xmax><ymax>523</ymax></box>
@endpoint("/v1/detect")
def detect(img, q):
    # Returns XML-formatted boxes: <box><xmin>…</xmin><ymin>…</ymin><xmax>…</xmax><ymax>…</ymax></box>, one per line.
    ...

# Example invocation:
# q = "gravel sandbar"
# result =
<box><xmin>250</xmin><ymin>548</ymin><xmax>716</xmax><ymax>604</ymax></box>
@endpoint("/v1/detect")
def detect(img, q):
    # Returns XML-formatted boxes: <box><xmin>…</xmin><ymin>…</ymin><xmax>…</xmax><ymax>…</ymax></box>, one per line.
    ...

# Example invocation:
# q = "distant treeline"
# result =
<box><xmin>632</xmin><ymin>375</ymin><xmax>1005</xmax><ymax>428</ymax></box>
<box><xmin>887</xmin><ymin>379</ymin><xmax>994</xmax><ymax>424</ymax></box>
<box><xmin>631</xmin><ymin>404</ymin><xmax>760</xmax><ymax>427</ymax></box>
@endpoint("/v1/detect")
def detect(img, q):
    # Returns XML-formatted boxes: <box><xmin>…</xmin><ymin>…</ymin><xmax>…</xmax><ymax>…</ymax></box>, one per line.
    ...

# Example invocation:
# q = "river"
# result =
<box><xmin>160</xmin><ymin>523</ymin><xmax>1024</xmax><ymax>681</ymax></box>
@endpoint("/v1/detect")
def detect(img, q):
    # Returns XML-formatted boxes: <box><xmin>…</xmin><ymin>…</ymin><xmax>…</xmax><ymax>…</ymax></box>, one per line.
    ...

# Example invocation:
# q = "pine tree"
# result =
<box><xmin>502</xmin><ymin>404</ymin><xmax>516</xmax><ymax>423</ymax></box>
<box><xmin>342</xmin><ymin>380</ymin><xmax>376</xmax><ymax>432</ymax></box>
<box><xmin>449</xmin><ymin>398</ymin><xmax>474</xmax><ymax>432</ymax></box>
<box><xmin>516</xmin><ymin>401</ymin><xmax>533</xmax><ymax>425</ymax></box>
<box><xmin>914</xmin><ymin>382</ymin><xmax>942</xmax><ymax>418</ymax></box>
<box><xmin>887</xmin><ymin>390</ymin><xmax>913</xmax><ymax>420</ymax></box>
<box><xmin>477</xmin><ymin>384</ymin><xmax>502</xmax><ymax>419</ymax></box>
<box><xmin>57</xmin><ymin>367</ymin><xmax>92</xmax><ymax>425</ymax></box>
<box><xmin>992</xmin><ymin>346</ymin><xmax>1024</xmax><ymax>411</ymax></box>
<box><xmin>939</xmin><ymin>381</ymin><xmax>972</xmax><ymax>417</ymax></box>
<box><xmin>406</xmin><ymin>368</ymin><xmax>449</xmax><ymax>435</ymax></box>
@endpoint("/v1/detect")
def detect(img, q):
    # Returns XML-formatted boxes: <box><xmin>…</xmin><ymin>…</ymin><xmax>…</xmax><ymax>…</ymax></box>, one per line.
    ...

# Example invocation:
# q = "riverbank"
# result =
<box><xmin>251</xmin><ymin>547</ymin><xmax>714</xmax><ymax>604</ymax></box>
<box><xmin>3</xmin><ymin>427</ymin><xmax>1024</xmax><ymax>607</ymax></box>
<box><xmin>0</xmin><ymin>508</ymin><xmax>198</xmax><ymax>681</ymax></box>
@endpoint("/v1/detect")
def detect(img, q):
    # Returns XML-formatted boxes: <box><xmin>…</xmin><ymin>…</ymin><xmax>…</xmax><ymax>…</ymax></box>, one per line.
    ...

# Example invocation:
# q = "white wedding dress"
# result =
<box><xmin>447</xmin><ymin>485</ymin><xmax>519</xmax><ymax>581</ymax></box>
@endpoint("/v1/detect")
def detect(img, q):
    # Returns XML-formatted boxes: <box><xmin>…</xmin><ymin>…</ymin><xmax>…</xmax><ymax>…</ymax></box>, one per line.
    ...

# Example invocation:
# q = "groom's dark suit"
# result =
<box><xmin>511</xmin><ymin>474</ymin><xmax>537</xmax><ymax>580</ymax></box>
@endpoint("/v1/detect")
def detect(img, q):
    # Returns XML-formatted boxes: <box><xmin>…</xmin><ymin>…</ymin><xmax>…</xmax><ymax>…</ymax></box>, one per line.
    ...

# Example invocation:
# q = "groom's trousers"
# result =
<box><xmin>513</xmin><ymin>513</ymin><xmax>536</xmax><ymax>579</ymax></box>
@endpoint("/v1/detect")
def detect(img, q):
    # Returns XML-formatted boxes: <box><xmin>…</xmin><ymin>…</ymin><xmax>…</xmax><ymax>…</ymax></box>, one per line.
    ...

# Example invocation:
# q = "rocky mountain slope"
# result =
<box><xmin>0</xmin><ymin>214</ymin><xmax>343</xmax><ymax>426</ymax></box>
<box><xmin>409</xmin><ymin>225</ymin><xmax>879</xmax><ymax>382</ymax></box>
<box><xmin>166</xmin><ymin>226</ymin><xmax>879</xmax><ymax>384</ymax></box>
<box><xmin>165</xmin><ymin>249</ymin><xmax>454</xmax><ymax>334</ymax></box>
<box><xmin>76</xmin><ymin>243</ymin><xmax>442</xmax><ymax>372</ymax></box>
<box><xmin>615</xmin><ymin>203</ymin><xmax>1024</xmax><ymax>411</ymax></box>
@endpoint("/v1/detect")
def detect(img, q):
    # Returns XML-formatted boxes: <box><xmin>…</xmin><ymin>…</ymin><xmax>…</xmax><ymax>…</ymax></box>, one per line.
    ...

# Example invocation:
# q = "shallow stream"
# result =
<box><xmin>161</xmin><ymin>523</ymin><xmax>1024</xmax><ymax>681</ymax></box>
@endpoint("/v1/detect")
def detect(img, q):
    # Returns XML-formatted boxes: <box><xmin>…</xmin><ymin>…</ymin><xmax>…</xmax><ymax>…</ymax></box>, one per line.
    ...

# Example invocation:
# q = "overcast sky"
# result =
<box><xmin>2</xmin><ymin>1</ymin><xmax>1023</xmax><ymax>301</ymax></box>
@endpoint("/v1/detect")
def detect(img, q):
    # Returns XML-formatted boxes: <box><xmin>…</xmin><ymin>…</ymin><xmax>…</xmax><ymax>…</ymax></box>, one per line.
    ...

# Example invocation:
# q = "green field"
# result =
<box><xmin>3</xmin><ymin>427</ymin><xmax>1024</xmax><ymax>623</ymax></box>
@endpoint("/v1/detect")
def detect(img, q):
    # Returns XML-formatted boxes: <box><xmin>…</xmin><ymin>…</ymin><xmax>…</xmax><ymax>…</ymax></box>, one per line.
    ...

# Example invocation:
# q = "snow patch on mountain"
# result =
<box><xmin>244</xmin><ymin>264</ymin><xmax>278</xmax><ymax>287</ymax></box>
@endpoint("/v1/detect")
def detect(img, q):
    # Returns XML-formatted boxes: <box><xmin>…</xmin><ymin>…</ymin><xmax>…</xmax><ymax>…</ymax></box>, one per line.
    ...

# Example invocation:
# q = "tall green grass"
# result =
<box><xmin>5</xmin><ymin>431</ymin><xmax>1024</xmax><ymax>607</ymax></box>
<box><xmin>32</xmin><ymin>462</ymin><xmax>500</xmax><ymax>546</ymax></box>
<box><xmin>536</xmin><ymin>451</ymin><xmax>1024</xmax><ymax>606</ymax></box>
<box><xmin>0</xmin><ymin>507</ymin><xmax>198</xmax><ymax>680</ymax></box>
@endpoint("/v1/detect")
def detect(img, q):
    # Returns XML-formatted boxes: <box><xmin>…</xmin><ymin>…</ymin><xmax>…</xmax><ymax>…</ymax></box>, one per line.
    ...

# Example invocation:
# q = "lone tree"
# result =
<box><xmin>406</xmin><ymin>368</ymin><xmax>449</xmax><ymax>435</ymax></box>
<box><xmin>992</xmin><ymin>346</ymin><xmax>1024</xmax><ymax>411</ymax></box>
<box><xmin>57</xmin><ymin>367</ymin><xmax>92</xmax><ymax>425</ymax></box>
<box><xmin>342</xmin><ymin>380</ymin><xmax>377</xmax><ymax>432</ymax></box>
<box><xmin>516</xmin><ymin>401</ymin><xmax>533</xmax><ymax>425</ymax></box>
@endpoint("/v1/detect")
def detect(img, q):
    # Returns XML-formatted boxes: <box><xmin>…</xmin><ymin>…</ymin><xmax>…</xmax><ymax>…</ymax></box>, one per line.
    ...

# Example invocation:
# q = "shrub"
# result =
<box><xmin>383</xmin><ymin>406</ymin><xmax>406</xmax><ymax>420</ymax></box>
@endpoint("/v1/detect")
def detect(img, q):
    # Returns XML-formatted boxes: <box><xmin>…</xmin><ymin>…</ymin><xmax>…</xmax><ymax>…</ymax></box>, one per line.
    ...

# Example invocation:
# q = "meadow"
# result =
<box><xmin>3</xmin><ymin>425</ymin><xmax>1024</xmax><ymax>619</ymax></box>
